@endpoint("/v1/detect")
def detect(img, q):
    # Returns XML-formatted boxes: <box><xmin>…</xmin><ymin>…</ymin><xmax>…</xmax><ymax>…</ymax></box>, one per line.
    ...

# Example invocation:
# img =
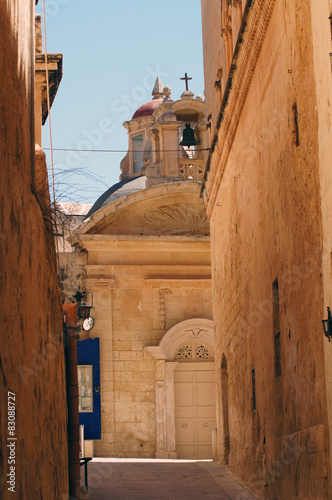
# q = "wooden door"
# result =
<box><xmin>174</xmin><ymin>362</ymin><xmax>216</xmax><ymax>459</ymax></box>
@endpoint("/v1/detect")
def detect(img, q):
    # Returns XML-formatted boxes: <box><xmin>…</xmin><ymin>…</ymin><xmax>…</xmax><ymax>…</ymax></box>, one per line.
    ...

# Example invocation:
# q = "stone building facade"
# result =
<box><xmin>201</xmin><ymin>0</ymin><xmax>332</xmax><ymax>499</ymax></box>
<box><xmin>0</xmin><ymin>2</ymin><xmax>68</xmax><ymax>498</ymax></box>
<box><xmin>68</xmin><ymin>81</ymin><xmax>217</xmax><ymax>459</ymax></box>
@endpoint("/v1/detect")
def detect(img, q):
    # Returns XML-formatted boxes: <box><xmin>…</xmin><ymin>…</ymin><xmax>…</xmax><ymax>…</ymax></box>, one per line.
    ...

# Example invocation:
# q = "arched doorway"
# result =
<box><xmin>145</xmin><ymin>319</ymin><xmax>216</xmax><ymax>459</ymax></box>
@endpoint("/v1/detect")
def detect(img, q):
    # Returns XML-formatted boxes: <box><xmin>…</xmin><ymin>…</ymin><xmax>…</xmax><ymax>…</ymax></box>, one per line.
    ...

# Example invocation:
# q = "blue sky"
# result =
<box><xmin>36</xmin><ymin>0</ymin><xmax>204</xmax><ymax>204</ymax></box>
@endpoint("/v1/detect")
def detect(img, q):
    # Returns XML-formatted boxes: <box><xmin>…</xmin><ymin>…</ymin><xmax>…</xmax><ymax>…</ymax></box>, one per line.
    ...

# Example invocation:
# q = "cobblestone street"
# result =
<box><xmin>81</xmin><ymin>459</ymin><xmax>262</xmax><ymax>500</ymax></box>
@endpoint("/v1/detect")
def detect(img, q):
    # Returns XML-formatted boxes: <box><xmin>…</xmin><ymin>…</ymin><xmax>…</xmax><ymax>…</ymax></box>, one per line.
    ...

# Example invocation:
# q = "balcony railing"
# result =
<box><xmin>178</xmin><ymin>159</ymin><xmax>205</xmax><ymax>180</ymax></box>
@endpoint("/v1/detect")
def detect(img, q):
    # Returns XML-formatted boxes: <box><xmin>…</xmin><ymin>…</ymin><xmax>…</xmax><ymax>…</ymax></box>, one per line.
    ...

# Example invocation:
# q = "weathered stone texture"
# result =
<box><xmin>59</xmin><ymin>251</ymin><xmax>87</xmax><ymax>302</ymax></box>
<box><xmin>0</xmin><ymin>3</ymin><xmax>68</xmax><ymax>498</ymax></box>
<box><xmin>202</xmin><ymin>0</ymin><xmax>331</xmax><ymax>498</ymax></box>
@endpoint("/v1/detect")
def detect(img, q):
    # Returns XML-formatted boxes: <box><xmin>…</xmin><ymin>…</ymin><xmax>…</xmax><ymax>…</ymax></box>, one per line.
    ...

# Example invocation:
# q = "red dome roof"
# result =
<box><xmin>132</xmin><ymin>97</ymin><xmax>164</xmax><ymax>120</ymax></box>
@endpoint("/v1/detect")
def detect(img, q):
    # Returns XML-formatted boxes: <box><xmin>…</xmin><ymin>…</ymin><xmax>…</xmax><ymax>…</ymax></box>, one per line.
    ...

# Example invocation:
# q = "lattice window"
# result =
<box><xmin>176</xmin><ymin>344</ymin><xmax>193</xmax><ymax>360</ymax></box>
<box><xmin>195</xmin><ymin>345</ymin><xmax>211</xmax><ymax>360</ymax></box>
<box><xmin>175</xmin><ymin>342</ymin><xmax>213</xmax><ymax>361</ymax></box>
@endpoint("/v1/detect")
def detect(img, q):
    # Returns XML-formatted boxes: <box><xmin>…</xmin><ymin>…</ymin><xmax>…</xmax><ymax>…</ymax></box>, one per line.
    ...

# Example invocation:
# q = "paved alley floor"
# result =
<box><xmin>81</xmin><ymin>458</ymin><xmax>262</xmax><ymax>500</ymax></box>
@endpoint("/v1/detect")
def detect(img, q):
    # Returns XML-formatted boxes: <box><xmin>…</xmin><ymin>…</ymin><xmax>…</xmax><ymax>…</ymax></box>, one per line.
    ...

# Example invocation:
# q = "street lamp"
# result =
<box><xmin>74</xmin><ymin>291</ymin><xmax>95</xmax><ymax>330</ymax></box>
<box><xmin>322</xmin><ymin>307</ymin><xmax>332</xmax><ymax>342</ymax></box>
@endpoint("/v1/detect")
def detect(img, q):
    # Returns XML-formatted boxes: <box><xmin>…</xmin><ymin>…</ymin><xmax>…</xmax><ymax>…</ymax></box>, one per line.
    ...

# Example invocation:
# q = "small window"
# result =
<box><xmin>78</xmin><ymin>365</ymin><xmax>93</xmax><ymax>412</ymax></box>
<box><xmin>132</xmin><ymin>133</ymin><xmax>144</xmax><ymax>173</ymax></box>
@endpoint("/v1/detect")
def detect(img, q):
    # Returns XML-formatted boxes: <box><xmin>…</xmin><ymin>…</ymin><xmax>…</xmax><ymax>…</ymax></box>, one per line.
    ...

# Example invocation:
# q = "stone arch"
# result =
<box><xmin>145</xmin><ymin>318</ymin><xmax>214</xmax><ymax>361</ymax></box>
<box><xmin>144</xmin><ymin>318</ymin><xmax>215</xmax><ymax>459</ymax></box>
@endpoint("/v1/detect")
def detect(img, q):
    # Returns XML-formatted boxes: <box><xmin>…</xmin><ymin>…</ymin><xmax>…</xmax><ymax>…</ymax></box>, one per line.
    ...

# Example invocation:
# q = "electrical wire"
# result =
<box><xmin>43</xmin><ymin>147</ymin><xmax>211</xmax><ymax>153</ymax></box>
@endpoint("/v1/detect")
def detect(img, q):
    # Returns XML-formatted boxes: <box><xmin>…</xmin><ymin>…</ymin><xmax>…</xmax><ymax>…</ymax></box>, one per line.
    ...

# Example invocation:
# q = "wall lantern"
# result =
<box><xmin>322</xmin><ymin>307</ymin><xmax>332</xmax><ymax>342</ymax></box>
<box><xmin>74</xmin><ymin>290</ymin><xmax>94</xmax><ymax>319</ymax></box>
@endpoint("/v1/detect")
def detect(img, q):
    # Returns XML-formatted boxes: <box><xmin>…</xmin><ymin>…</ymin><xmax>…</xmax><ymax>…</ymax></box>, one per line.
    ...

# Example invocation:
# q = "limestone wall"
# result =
<box><xmin>88</xmin><ymin>266</ymin><xmax>213</xmax><ymax>458</ymax></box>
<box><xmin>202</xmin><ymin>0</ymin><xmax>330</xmax><ymax>498</ymax></box>
<box><xmin>310</xmin><ymin>0</ymin><xmax>332</xmax><ymax>490</ymax></box>
<box><xmin>0</xmin><ymin>2</ymin><xmax>68</xmax><ymax>498</ymax></box>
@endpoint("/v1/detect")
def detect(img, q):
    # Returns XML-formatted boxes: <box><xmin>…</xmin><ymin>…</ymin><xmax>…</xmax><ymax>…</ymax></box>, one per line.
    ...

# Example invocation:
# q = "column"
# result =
<box><xmin>165</xmin><ymin>362</ymin><xmax>178</xmax><ymax>458</ymax></box>
<box><xmin>155</xmin><ymin>359</ymin><xmax>167</xmax><ymax>458</ymax></box>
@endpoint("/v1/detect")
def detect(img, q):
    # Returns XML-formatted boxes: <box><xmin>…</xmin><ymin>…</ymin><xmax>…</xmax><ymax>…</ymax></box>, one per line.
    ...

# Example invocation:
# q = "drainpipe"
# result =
<box><xmin>63</xmin><ymin>303</ymin><xmax>80</xmax><ymax>499</ymax></box>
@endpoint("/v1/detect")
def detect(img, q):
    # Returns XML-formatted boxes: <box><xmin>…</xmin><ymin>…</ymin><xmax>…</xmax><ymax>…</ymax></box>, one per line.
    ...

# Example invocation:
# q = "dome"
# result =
<box><xmin>132</xmin><ymin>96</ymin><xmax>164</xmax><ymax>120</ymax></box>
<box><xmin>84</xmin><ymin>176</ymin><xmax>147</xmax><ymax>219</ymax></box>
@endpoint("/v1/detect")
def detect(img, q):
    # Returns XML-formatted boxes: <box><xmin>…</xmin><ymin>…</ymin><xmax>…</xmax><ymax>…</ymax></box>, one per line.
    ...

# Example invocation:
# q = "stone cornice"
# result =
<box><xmin>202</xmin><ymin>0</ymin><xmax>276</xmax><ymax>218</ymax></box>
<box><xmin>71</xmin><ymin>234</ymin><xmax>210</xmax><ymax>252</ymax></box>
<box><xmin>85</xmin><ymin>264</ymin><xmax>211</xmax><ymax>274</ymax></box>
<box><xmin>145</xmin><ymin>279</ymin><xmax>211</xmax><ymax>289</ymax></box>
<box><xmin>35</xmin><ymin>53</ymin><xmax>63</xmax><ymax>125</ymax></box>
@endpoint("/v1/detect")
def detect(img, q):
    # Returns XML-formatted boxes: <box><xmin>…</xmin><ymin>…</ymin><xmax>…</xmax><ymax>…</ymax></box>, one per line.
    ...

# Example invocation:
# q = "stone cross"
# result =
<box><xmin>180</xmin><ymin>73</ymin><xmax>192</xmax><ymax>91</ymax></box>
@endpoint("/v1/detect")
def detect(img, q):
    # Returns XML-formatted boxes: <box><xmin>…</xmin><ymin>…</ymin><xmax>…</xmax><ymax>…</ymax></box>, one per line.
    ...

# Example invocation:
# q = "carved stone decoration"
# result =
<box><xmin>179</xmin><ymin>162</ymin><xmax>204</xmax><ymax>181</ymax></box>
<box><xmin>185</xmin><ymin>328</ymin><xmax>208</xmax><ymax>338</ymax></box>
<box><xmin>158</xmin><ymin>289</ymin><xmax>170</xmax><ymax>329</ymax></box>
<box><xmin>144</xmin><ymin>204</ymin><xmax>209</xmax><ymax>236</ymax></box>
<box><xmin>85</xmin><ymin>278</ymin><xmax>116</xmax><ymax>290</ymax></box>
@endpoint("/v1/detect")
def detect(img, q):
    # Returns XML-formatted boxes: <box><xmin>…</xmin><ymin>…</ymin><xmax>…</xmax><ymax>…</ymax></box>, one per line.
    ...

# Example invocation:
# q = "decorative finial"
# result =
<box><xmin>180</xmin><ymin>72</ymin><xmax>193</xmax><ymax>92</ymax></box>
<box><xmin>152</xmin><ymin>76</ymin><xmax>164</xmax><ymax>98</ymax></box>
<box><xmin>163</xmin><ymin>85</ymin><xmax>172</xmax><ymax>97</ymax></box>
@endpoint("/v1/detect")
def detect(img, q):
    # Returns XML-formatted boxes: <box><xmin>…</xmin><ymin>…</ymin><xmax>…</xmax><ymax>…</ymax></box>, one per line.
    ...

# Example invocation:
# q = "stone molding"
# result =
<box><xmin>203</xmin><ymin>0</ymin><xmax>277</xmax><ymax>217</ymax></box>
<box><xmin>85</xmin><ymin>278</ymin><xmax>116</xmax><ymax>290</ymax></box>
<box><xmin>145</xmin><ymin>279</ymin><xmax>211</xmax><ymax>289</ymax></box>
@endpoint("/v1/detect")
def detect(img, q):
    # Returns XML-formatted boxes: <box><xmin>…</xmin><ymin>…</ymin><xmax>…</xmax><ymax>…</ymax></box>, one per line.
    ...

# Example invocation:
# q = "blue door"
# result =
<box><xmin>77</xmin><ymin>338</ymin><xmax>101</xmax><ymax>440</ymax></box>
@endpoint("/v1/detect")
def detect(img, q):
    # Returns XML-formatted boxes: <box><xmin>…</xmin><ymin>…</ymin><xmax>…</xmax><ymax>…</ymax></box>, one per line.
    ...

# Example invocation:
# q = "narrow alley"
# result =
<box><xmin>81</xmin><ymin>459</ymin><xmax>261</xmax><ymax>500</ymax></box>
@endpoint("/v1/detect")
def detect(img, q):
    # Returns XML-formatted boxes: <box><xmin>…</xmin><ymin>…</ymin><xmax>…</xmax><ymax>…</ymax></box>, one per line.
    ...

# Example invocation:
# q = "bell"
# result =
<box><xmin>180</xmin><ymin>123</ymin><xmax>200</xmax><ymax>147</ymax></box>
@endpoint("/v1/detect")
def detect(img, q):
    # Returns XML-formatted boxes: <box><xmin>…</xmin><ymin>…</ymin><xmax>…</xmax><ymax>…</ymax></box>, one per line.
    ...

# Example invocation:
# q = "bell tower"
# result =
<box><xmin>121</xmin><ymin>76</ymin><xmax>208</xmax><ymax>187</ymax></box>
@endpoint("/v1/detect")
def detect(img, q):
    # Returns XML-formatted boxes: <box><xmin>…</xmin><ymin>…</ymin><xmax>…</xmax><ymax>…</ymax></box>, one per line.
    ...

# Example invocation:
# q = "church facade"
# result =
<box><xmin>68</xmin><ymin>79</ymin><xmax>217</xmax><ymax>459</ymax></box>
<box><xmin>201</xmin><ymin>1</ymin><xmax>332</xmax><ymax>499</ymax></box>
